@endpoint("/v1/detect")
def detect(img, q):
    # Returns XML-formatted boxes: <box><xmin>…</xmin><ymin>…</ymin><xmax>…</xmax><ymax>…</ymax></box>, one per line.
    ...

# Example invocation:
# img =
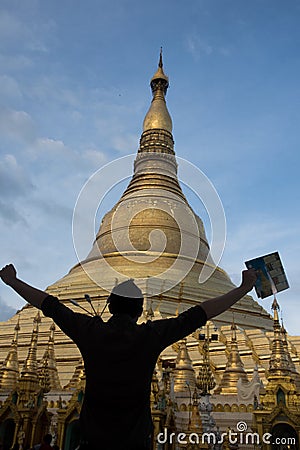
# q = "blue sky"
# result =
<box><xmin>0</xmin><ymin>0</ymin><xmax>299</xmax><ymax>334</ymax></box>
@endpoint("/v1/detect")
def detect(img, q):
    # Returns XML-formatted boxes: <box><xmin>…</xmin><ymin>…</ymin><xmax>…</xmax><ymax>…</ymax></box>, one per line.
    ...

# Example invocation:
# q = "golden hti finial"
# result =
<box><xmin>151</xmin><ymin>47</ymin><xmax>169</xmax><ymax>85</ymax></box>
<box><xmin>271</xmin><ymin>297</ymin><xmax>280</xmax><ymax>324</ymax></box>
<box><xmin>143</xmin><ymin>49</ymin><xmax>172</xmax><ymax>133</ymax></box>
<box><xmin>0</xmin><ymin>316</ymin><xmax>21</xmax><ymax>391</ymax></box>
<box><xmin>14</xmin><ymin>315</ymin><xmax>20</xmax><ymax>339</ymax></box>
<box><xmin>158</xmin><ymin>47</ymin><xmax>164</xmax><ymax>68</ymax></box>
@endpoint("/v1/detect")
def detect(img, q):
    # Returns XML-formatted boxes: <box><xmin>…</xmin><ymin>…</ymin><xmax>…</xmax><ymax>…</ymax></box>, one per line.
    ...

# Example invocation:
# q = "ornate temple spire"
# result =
<box><xmin>197</xmin><ymin>338</ymin><xmax>216</xmax><ymax>395</ymax></box>
<box><xmin>21</xmin><ymin>312</ymin><xmax>41</xmax><ymax>380</ymax></box>
<box><xmin>173</xmin><ymin>340</ymin><xmax>196</xmax><ymax>393</ymax></box>
<box><xmin>17</xmin><ymin>313</ymin><xmax>43</xmax><ymax>410</ymax></box>
<box><xmin>0</xmin><ymin>317</ymin><xmax>20</xmax><ymax>391</ymax></box>
<box><xmin>64</xmin><ymin>358</ymin><xmax>85</xmax><ymax>389</ymax></box>
<box><xmin>215</xmin><ymin>319</ymin><xmax>248</xmax><ymax>394</ymax></box>
<box><xmin>258</xmin><ymin>299</ymin><xmax>300</xmax><ymax>414</ymax></box>
<box><xmin>188</xmin><ymin>389</ymin><xmax>203</xmax><ymax>433</ymax></box>
<box><xmin>129</xmin><ymin>49</ymin><xmax>181</xmax><ymax>194</ymax></box>
<box><xmin>142</xmin><ymin>48</ymin><xmax>172</xmax><ymax>134</ymax></box>
<box><xmin>38</xmin><ymin>323</ymin><xmax>62</xmax><ymax>391</ymax></box>
<box><xmin>268</xmin><ymin>298</ymin><xmax>291</xmax><ymax>376</ymax></box>
<box><xmin>38</xmin><ymin>355</ymin><xmax>51</xmax><ymax>393</ymax></box>
<box><xmin>281</xmin><ymin>320</ymin><xmax>300</xmax><ymax>389</ymax></box>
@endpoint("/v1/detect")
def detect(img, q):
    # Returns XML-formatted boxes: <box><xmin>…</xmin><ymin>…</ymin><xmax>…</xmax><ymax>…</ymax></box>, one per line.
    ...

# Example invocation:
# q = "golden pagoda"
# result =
<box><xmin>44</xmin><ymin>49</ymin><xmax>272</xmax><ymax>344</ymax></box>
<box><xmin>0</xmin><ymin>52</ymin><xmax>300</xmax><ymax>449</ymax></box>
<box><xmin>252</xmin><ymin>298</ymin><xmax>300</xmax><ymax>448</ymax></box>
<box><xmin>214</xmin><ymin>319</ymin><xmax>248</xmax><ymax>395</ymax></box>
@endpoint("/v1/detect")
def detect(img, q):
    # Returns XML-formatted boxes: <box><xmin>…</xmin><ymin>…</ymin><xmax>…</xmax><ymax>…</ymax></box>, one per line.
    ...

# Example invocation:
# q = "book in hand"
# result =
<box><xmin>245</xmin><ymin>252</ymin><xmax>289</xmax><ymax>299</ymax></box>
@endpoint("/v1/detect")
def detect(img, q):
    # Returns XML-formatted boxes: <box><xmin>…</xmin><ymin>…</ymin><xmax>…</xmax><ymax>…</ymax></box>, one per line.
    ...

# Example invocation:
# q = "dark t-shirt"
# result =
<box><xmin>41</xmin><ymin>296</ymin><xmax>207</xmax><ymax>449</ymax></box>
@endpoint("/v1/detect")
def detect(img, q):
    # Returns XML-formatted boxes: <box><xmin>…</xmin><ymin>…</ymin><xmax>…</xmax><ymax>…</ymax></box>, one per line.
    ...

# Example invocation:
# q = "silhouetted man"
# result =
<box><xmin>0</xmin><ymin>264</ymin><xmax>256</xmax><ymax>450</ymax></box>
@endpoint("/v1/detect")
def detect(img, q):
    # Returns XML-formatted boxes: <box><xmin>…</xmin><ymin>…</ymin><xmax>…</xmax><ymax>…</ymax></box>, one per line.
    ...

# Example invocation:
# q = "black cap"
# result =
<box><xmin>108</xmin><ymin>279</ymin><xmax>143</xmax><ymax>300</ymax></box>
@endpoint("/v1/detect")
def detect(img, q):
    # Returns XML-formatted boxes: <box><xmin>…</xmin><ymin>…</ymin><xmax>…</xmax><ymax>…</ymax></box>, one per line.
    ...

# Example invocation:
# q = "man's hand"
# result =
<box><xmin>240</xmin><ymin>268</ymin><xmax>257</xmax><ymax>293</ymax></box>
<box><xmin>201</xmin><ymin>268</ymin><xmax>258</xmax><ymax>320</ymax></box>
<box><xmin>0</xmin><ymin>264</ymin><xmax>17</xmax><ymax>286</ymax></box>
<box><xmin>0</xmin><ymin>264</ymin><xmax>48</xmax><ymax>308</ymax></box>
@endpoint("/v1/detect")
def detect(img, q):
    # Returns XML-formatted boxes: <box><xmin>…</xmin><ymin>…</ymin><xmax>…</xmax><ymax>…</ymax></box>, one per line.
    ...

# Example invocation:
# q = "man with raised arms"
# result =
<box><xmin>0</xmin><ymin>264</ymin><xmax>256</xmax><ymax>450</ymax></box>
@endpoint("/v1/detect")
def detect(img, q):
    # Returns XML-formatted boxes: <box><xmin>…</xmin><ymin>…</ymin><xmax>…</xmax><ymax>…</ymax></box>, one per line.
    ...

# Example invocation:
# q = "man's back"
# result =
<box><xmin>42</xmin><ymin>295</ymin><xmax>207</xmax><ymax>449</ymax></box>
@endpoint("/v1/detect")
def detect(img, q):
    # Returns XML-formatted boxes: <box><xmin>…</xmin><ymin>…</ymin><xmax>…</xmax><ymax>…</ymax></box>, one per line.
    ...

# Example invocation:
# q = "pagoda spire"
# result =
<box><xmin>215</xmin><ymin>319</ymin><xmax>248</xmax><ymax>394</ymax></box>
<box><xmin>64</xmin><ymin>357</ymin><xmax>85</xmax><ymax>389</ymax></box>
<box><xmin>123</xmin><ymin>50</ymin><xmax>186</xmax><ymax>200</ymax></box>
<box><xmin>280</xmin><ymin>320</ymin><xmax>300</xmax><ymax>389</ymax></box>
<box><xmin>0</xmin><ymin>317</ymin><xmax>20</xmax><ymax>391</ymax></box>
<box><xmin>258</xmin><ymin>298</ymin><xmax>300</xmax><ymax>413</ymax></box>
<box><xmin>268</xmin><ymin>298</ymin><xmax>291</xmax><ymax>376</ymax></box>
<box><xmin>38</xmin><ymin>323</ymin><xmax>62</xmax><ymax>391</ymax></box>
<box><xmin>142</xmin><ymin>48</ymin><xmax>172</xmax><ymax>134</ymax></box>
<box><xmin>173</xmin><ymin>340</ymin><xmax>196</xmax><ymax>393</ymax></box>
<box><xmin>21</xmin><ymin>312</ymin><xmax>41</xmax><ymax>380</ymax></box>
<box><xmin>17</xmin><ymin>312</ymin><xmax>43</xmax><ymax>410</ymax></box>
<box><xmin>188</xmin><ymin>389</ymin><xmax>203</xmax><ymax>433</ymax></box>
<box><xmin>197</xmin><ymin>337</ymin><xmax>216</xmax><ymax>395</ymax></box>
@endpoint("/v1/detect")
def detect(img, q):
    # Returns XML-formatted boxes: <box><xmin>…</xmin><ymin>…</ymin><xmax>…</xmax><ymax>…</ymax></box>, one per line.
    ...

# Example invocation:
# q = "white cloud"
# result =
<box><xmin>28</xmin><ymin>76</ymin><xmax>81</xmax><ymax>108</ymax></box>
<box><xmin>0</xmin><ymin>108</ymin><xmax>36</xmax><ymax>143</ymax></box>
<box><xmin>112</xmin><ymin>133</ymin><xmax>139</xmax><ymax>153</ymax></box>
<box><xmin>186</xmin><ymin>33</ymin><xmax>232</xmax><ymax>60</ymax></box>
<box><xmin>0</xmin><ymin>8</ymin><xmax>55</xmax><ymax>54</ymax></box>
<box><xmin>71</xmin><ymin>110</ymin><xmax>83</xmax><ymax>122</ymax></box>
<box><xmin>0</xmin><ymin>153</ymin><xmax>34</xmax><ymax>226</ymax></box>
<box><xmin>0</xmin><ymin>10</ymin><xmax>27</xmax><ymax>44</ymax></box>
<box><xmin>0</xmin><ymin>153</ymin><xmax>34</xmax><ymax>197</ymax></box>
<box><xmin>0</xmin><ymin>53</ymin><xmax>33</xmax><ymax>71</ymax></box>
<box><xmin>0</xmin><ymin>200</ymin><xmax>28</xmax><ymax>226</ymax></box>
<box><xmin>32</xmin><ymin>137</ymin><xmax>70</xmax><ymax>157</ymax></box>
<box><xmin>225</xmin><ymin>216</ymin><xmax>293</xmax><ymax>256</ymax></box>
<box><xmin>0</xmin><ymin>75</ymin><xmax>23</xmax><ymax>102</ymax></box>
<box><xmin>186</xmin><ymin>34</ymin><xmax>213</xmax><ymax>59</ymax></box>
<box><xmin>83</xmin><ymin>149</ymin><xmax>108</xmax><ymax>167</ymax></box>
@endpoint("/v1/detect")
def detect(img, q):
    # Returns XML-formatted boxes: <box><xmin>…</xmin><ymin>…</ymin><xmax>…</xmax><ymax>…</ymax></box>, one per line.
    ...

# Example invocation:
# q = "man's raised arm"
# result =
<box><xmin>0</xmin><ymin>264</ymin><xmax>48</xmax><ymax>309</ymax></box>
<box><xmin>201</xmin><ymin>269</ymin><xmax>257</xmax><ymax>320</ymax></box>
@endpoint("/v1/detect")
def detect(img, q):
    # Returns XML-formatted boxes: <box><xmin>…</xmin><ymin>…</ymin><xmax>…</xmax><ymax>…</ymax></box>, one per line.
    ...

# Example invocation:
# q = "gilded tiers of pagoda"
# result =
<box><xmin>0</xmin><ymin>53</ymin><xmax>300</xmax><ymax>449</ymax></box>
